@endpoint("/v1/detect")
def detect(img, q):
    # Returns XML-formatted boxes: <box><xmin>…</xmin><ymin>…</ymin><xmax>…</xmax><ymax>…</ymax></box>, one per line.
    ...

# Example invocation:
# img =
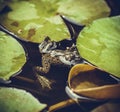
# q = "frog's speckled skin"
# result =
<box><xmin>35</xmin><ymin>37</ymin><xmax>82</xmax><ymax>74</ymax></box>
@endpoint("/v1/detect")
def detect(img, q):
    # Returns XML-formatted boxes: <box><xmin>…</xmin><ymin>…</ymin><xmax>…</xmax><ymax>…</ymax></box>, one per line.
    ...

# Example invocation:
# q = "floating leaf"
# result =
<box><xmin>0</xmin><ymin>31</ymin><xmax>26</xmax><ymax>81</ymax></box>
<box><xmin>0</xmin><ymin>0</ymin><xmax>110</xmax><ymax>43</ymax></box>
<box><xmin>0</xmin><ymin>87</ymin><xmax>47</xmax><ymax>112</ymax></box>
<box><xmin>57</xmin><ymin>0</ymin><xmax>110</xmax><ymax>25</ymax></box>
<box><xmin>77</xmin><ymin>16</ymin><xmax>120</xmax><ymax>78</ymax></box>
<box><xmin>68</xmin><ymin>64</ymin><xmax>120</xmax><ymax>100</ymax></box>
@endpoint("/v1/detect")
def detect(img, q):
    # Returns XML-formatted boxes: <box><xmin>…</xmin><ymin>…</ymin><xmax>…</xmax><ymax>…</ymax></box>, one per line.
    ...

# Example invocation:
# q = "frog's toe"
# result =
<box><xmin>34</xmin><ymin>66</ymin><xmax>49</xmax><ymax>74</ymax></box>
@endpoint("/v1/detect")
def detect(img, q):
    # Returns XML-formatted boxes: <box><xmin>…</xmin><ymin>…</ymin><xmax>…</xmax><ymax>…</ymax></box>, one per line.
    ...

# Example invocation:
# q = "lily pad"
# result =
<box><xmin>0</xmin><ymin>31</ymin><xmax>26</xmax><ymax>81</ymax></box>
<box><xmin>57</xmin><ymin>0</ymin><xmax>110</xmax><ymax>25</ymax></box>
<box><xmin>68</xmin><ymin>64</ymin><xmax>120</xmax><ymax>100</ymax></box>
<box><xmin>0</xmin><ymin>0</ymin><xmax>110</xmax><ymax>43</ymax></box>
<box><xmin>0</xmin><ymin>87</ymin><xmax>47</xmax><ymax>112</ymax></box>
<box><xmin>77</xmin><ymin>16</ymin><xmax>120</xmax><ymax>78</ymax></box>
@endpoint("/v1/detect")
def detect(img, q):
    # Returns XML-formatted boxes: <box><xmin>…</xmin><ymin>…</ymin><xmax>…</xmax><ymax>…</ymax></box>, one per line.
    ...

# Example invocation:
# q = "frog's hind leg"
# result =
<box><xmin>35</xmin><ymin>64</ymin><xmax>50</xmax><ymax>74</ymax></box>
<box><xmin>35</xmin><ymin>55</ymin><xmax>51</xmax><ymax>74</ymax></box>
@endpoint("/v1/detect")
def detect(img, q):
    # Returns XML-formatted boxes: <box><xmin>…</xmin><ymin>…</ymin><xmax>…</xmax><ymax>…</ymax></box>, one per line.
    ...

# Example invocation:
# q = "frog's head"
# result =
<box><xmin>39</xmin><ymin>36</ymin><xmax>57</xmax><ymax>53</ymax></box>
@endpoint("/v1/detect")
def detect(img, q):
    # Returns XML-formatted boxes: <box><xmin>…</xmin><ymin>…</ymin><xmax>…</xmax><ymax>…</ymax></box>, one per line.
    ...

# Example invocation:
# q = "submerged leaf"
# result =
<box><xmin>0</xmin><ymin>0</ymin><xmax>110</xmax><ymax>43</ymax></box>
<box><xmin>0</xmin><ymin>31</ymin><xmax>26</xmax><ymax>81</ymax></box>
<box><xmin>77</xmin><ymin>16</ymin><xmax>120</xmax><ymax>78</ymax></box>
<box><xmin>0</xmin><ymin>87</ymin><xmax>47</xmax><ymax>112</ymax></box>
<box><xmin>68</xmin><ymin>64</ymin><xmax>120</xmax><ymax>100</ymax></box>
<box><xmin>92</xmin><ymin>102</ymin><xmax>120</xmax><ymax>112</ymax></box>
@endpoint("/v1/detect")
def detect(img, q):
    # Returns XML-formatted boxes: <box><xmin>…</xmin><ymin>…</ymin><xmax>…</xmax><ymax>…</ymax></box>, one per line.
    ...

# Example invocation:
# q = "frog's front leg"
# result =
<box><xmin>35</xmin><ymin>54</ymin><xmax>51</xmax><ymax>74</ymax></box>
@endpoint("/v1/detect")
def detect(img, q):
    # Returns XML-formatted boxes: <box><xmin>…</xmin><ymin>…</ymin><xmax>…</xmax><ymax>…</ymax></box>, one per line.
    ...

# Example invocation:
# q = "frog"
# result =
<box><xmin>34</xmin><ymin>36</ymin><xmax>82</xmax><ymax>74</ymax></box>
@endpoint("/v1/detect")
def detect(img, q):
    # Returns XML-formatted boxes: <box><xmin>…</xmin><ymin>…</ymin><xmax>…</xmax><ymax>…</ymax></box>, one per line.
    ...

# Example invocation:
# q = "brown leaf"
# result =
<box><xmin>68</xmin><ymin>64</ymin><xmax>120</xmax><ymax>100</ymax></box>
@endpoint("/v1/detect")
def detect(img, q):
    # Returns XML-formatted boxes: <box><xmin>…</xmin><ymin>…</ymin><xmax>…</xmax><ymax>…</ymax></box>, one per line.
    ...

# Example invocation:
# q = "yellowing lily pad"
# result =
<box><xmin>0</xmin><ymin>31</ymin><xmax>26</xmax><ymax>81</ymax></box>
<box><xmin>68</xmin><ymin>64</ymin><xmax>120</xmax><ymax>100</ymax></box>
<box><xmin>77</xmin><ymin>16</ymin><xmax>120</xmax><ymax>78</ymax></box>
<box><xmin>0</xmin><ymin>0</ymin><xmax>110</xmax><ymax>43</ymax></box>
<box><xmin>0</xmin><ymin>87</ymin><xmax>47</xmax><ymax>112</ymax></box>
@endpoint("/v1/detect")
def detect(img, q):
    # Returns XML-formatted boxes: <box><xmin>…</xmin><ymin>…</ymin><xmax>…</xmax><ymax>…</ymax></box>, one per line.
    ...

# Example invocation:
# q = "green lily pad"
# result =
<box><xmin>0</xmin><ymin>0</ymin><xmax>110</xmax><ymax>43</ymax></box>
<box><xmin>0</xmin><ymin>31</ymin><xmax>26</xmax><ymax>81</ymax></box>
<box><xmin>0</xmin><ymin>87</ymin><xmax>47</xmax><ymax>112</ymax></box>
<box><xmin>77</xmin><ymin>16</ymin><xmax>120</xmax><ymax>78</ymax></box>
<box><xmin>57</xmin><ymin>0</ymin><xmax>110</xmax><ymax>25</ymax></box>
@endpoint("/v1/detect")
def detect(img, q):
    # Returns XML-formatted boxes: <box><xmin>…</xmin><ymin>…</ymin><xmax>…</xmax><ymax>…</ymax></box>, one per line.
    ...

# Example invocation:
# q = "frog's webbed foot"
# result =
<box><xmin>36</xmin><ymin>73</ymin><xmax>53</xmax><ymax>91</ymax></box>
<box><xmin>33</xmin><ymin>67</ymin><xmax>54</xmax><ymax>91</ymax></box>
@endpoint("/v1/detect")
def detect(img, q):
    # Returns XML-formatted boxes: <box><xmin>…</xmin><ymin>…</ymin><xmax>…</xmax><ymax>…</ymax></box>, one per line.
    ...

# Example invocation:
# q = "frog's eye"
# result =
<box><xmin>44</xmin><ymin>36</ymin><xmax>50</xmax><ymax>42</ymax></box>
<box><xmin>39</xmin><ymin>37</ymin><xmax>51</xmax><ymax>50</ymax></box>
